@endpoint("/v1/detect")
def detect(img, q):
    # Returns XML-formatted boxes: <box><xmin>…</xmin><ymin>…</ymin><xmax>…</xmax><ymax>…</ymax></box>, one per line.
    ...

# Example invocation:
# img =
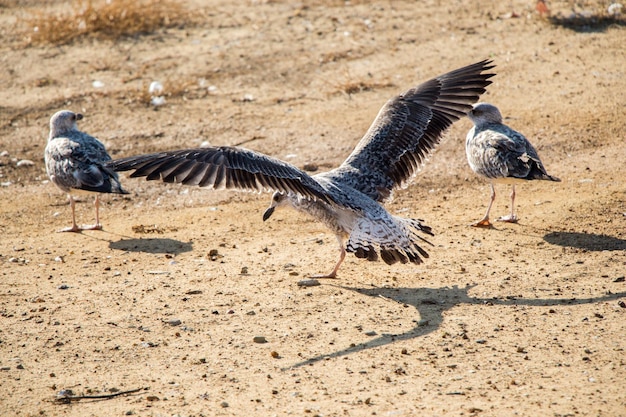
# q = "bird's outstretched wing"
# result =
<box><xmin>107</xmin><ymin>146</ymin><xmax>335</xmax><ymax>203</ymax></box>
<box><xmin>322</xmin><ymin>59</ymin><xmax>495</xmax><ymax>202</ymax></box>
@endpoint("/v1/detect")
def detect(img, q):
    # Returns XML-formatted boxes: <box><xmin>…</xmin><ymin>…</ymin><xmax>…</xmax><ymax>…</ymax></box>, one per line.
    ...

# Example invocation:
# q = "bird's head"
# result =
<box><xmin>49</xmin><ymin>110</ymin><xmax>83</xmax><ymax>137</ymax></box>
<box><xmin>263</xmin><ymin>192</ymin><xmax>288</xmax><ymax>221</ymax></box>
<box><xmin>468</xmin><ymin>102</ymin><xmax>503</xmax><ymax>126</ymax></box>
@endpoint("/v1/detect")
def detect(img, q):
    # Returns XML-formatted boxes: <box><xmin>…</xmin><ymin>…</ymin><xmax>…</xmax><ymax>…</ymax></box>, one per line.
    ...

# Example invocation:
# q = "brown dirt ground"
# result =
<box><xmin>1</xmin><ymin>1</ymin><xmax>625</xmax><ymax>416</ymax></box>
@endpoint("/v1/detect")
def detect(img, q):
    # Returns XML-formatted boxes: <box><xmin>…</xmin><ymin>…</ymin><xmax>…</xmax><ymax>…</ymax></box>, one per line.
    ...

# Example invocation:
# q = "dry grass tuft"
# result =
<box><xmin>23</xmin><ymin>0</ymin><xmax>191</xmax><ymax>45</ymax></box>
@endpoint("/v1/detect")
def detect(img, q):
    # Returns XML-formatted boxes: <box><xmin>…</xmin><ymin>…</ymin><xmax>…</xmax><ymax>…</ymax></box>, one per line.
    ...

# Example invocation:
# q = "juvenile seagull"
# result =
<box><xmin>109</xmin><ymin>60</ymin><xmax>495</xmax><ymax>278</ymax></box>
<box><xmin>45</xmin><ymin>110</ymin><xmax>128</xmax><ymax>232</ymax></box>
<box><xmin>466</xmin><ymin>102</ymin><xmax>560</xmax><ymax>227</ymax></box>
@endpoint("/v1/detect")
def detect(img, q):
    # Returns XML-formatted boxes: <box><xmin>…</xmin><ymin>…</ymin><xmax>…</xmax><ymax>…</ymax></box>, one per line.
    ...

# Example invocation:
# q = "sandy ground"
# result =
<box><xmin>1</xmin><ymin>1</ymin><xmax>625</xmax><ymax>416</ymax></box>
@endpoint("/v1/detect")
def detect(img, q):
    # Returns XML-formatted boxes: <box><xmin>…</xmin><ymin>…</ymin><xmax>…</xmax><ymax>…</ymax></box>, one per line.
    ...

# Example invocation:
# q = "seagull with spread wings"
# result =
<box><xmin>109</xmin><ymin>60</ymin><xmax>495</xmax><ymax>277</ymax></box>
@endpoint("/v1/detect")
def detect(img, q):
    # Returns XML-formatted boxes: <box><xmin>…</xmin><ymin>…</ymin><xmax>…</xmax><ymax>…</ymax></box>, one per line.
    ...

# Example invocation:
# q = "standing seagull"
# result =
<box><xmin>465</xmin><ymin>102</ymin><xmax>560</xmax><ymax>227</ymax></box>
<box><xmin>45</xmin><ymin>110</ymin><xmax>128</xmax><ymax>232</ymax></box>
<box><xmin>109</xmin><ymin>60</ymin><xmax>495</xmax><ymax>278</ymax></box>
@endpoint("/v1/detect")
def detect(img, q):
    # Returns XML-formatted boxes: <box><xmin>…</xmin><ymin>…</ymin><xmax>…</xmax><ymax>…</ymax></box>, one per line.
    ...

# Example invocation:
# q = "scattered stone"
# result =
<box><xmin>613</xmin><ymin>276</ymin><xmax>625</xmax><ymax>283</ymax></box>
<box><xmin>220</xmin><ymin>401</ymin><xmax>229</xmax><ymax>408</ymax></box>
<box><xmin>270</xmin><ymin>351</ymin><xmax>280</xmax><ymax>358</ymax></box>
<box><xmin>56</xmin><ymin>389</ymin><xmax>74</xmax><ymax>398</ymax></box>
<box><xmin>240</xmin><ymin>266</ymin><xmax>249</xmax><ymax>275</ymax></box>
<box><xmin>476</xmin><ymin>339</ymin><xmax>487</xmax><ymax>344</ymax></box>
<box><xmin>146</xmin><ymin>395</ymin><xmax>159</xmax><ymax>402</ymax></box>
<box><xmin>618</xmin><ymin>300</ymin><xmax>626</xmax><ymax>308</ymax></box>
<box><xmin>246</xmin><ymin>311</ymin><xmax>256</xmax><ymax>316</ymax></box>
<box><xmin>16</xmin><ymin>159</ymin><xmax>35</xmax><ymax>167</ymax></box>
<box><xmin>167</xmin><ymin>319</ymin><xmax>182</xmax><ymax>326</ymax></box>
<box><xmin>186</xmin><ymin>290</ymin><xmax>203</xmax><ymax>295</ymax></box>
<box><xmin>149</xmin><ymin>81</ymin><xmax>163</xmax><ymax>95</ymax></box>
<box><xmin>297</xmin><ymin>279</ymin><xmax>320</xmax><ymax>287</ymax></box>
<box><xmin>364</xmin><ymin>330</ymin><xmax>377</xmax><ymax>336</ymax></box>
<box><xmin>253</xmin><ymin>336</ymin><xmax>268</xmax><ymax>343</ymax></box>
<box><xmin>302</xmin><ymin>163</ymin><xmax>318</xmax><ymax>172</ymax></box>
<box><xmin>16</xmin><ymin>364</ymin><xmax>24</xmax><ymax>370</ymax></box>
<box><xmin>417</xmin><ymin>319</ymin><xmax>429</xmax><ymax>327</ymax></box>
<box><xmin>57</xmin><ymin>284</ymin><xmax>69</xmax><ymax>290</ymax></box>
<box><xmin>150</xmin><ymin>96</ymin><xmax>166</xmax><ymax>107</ymax></box>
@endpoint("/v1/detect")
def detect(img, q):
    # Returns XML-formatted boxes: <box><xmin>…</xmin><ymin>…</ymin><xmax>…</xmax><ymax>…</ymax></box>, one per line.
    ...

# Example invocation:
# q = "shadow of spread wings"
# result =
<box><xmin>323</xmin><ymin>59</ymin><xmax>495</xmax><ymax>202</ymax></box>
<box><xmin>107</xmin><ymin>146</ymin><xmax>335</xmax><ymax>204</ymax></box>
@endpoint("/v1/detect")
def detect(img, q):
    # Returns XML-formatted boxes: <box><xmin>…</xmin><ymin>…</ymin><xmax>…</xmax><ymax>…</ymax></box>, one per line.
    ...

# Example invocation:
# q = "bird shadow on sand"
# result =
<box><xmin>285</xmin><ymin>283</ymin><xmax>626</xmax><ymax>369</ymax></box>
<box><xmin>547</xmin><ymin>13</ymin><xmax>626</xmax><ymax>33</ymax></box>
<box><xmin>543</xmin><ymin>231</ymin><xmax>626</xmax><ymax>251</ymax></box>
<box><xmin>109</xmin><ymin>238</ymin><xmax>193</xmax><ymax>255</ymax></box>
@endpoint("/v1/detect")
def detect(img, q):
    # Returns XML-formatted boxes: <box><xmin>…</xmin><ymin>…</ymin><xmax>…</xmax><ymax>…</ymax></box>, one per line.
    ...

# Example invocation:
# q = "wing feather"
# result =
<box><xmin>321</xmin><ymin>59</ymin><xmax>495</xmax><ymax>202</ymax></box>
<box><xmin>107</xmin><ymin>146</ymin><xmax>334</xmax><ymax>204</ymax></box>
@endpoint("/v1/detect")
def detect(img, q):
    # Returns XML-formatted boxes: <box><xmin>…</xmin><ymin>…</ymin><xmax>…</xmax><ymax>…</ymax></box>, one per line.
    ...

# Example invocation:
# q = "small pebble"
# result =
<box><xmin>167</xmin><ymin>319</ymin><xmax>182</xmax><ymax>326</ymax></box>
<box><xmin>476</xmin><ymin>339</ymin><xmax>487</xmax><ymax>344</ymax></box>
<box><xmin>16</xmin><ymin>159</ymin><xmax>35</xmax><ymax>167</ymax></box>
<box><xmin>270</xmin><ymin>351</ymin><xmax>279</xmax><ymax>358</ymax></box>
<box><xmin>150</xmin><ymin>96</ymin><xmax>166</xmax><ymax>107</ymax></box>
<box><xmin>613</xmin><ymin>276</ymin><xmax>625</xmax><ymax>283</ymax></box>
<box><xmin>297</xmin><ymin>279</ymin><xmax>320</xmax><ymax>287</ymax></box>
<box><xmin>220</xmin><ymin>401</ymin><xmax>229</xmax><ymax>408</ymax></box>
<box><xmin>149</xmin><ymin>81</ymin><xmax>164</xmax><ymax>95</ymax></box>
<box><xmin>417</xmin><ymin>319</ymin><xmax>429</xmax><ymax>327</ymax></box>
<box><xmin>57</xmin><ymin>284</ymin><xmax>69</xmax><ymax>290</ymax></box>
<box><xmin>364</xmin><ymin>330</ymin><xmax>377</xmax><ymax>336</ymax></box>
<box><xmin>302</xmin><ymin>163</ymin><xmax>318</xmax><ymax>172</ymax></box>
<box><xmin>253</xmin><ymin>336</ymin><xmax>268</xmax><ymax>343</ymax></box>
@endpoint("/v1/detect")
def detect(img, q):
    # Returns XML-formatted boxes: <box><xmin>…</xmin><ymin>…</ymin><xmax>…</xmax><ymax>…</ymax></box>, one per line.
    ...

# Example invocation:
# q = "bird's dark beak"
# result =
<box><xmin>262</xmin><ymin>206</ymin><xmax>275</xmax><ymax>222</ymax></box>
<box><xmin>76</xmin><ymin>113</ymin><xmax>84</xmax><ymax>121</ymax></box>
